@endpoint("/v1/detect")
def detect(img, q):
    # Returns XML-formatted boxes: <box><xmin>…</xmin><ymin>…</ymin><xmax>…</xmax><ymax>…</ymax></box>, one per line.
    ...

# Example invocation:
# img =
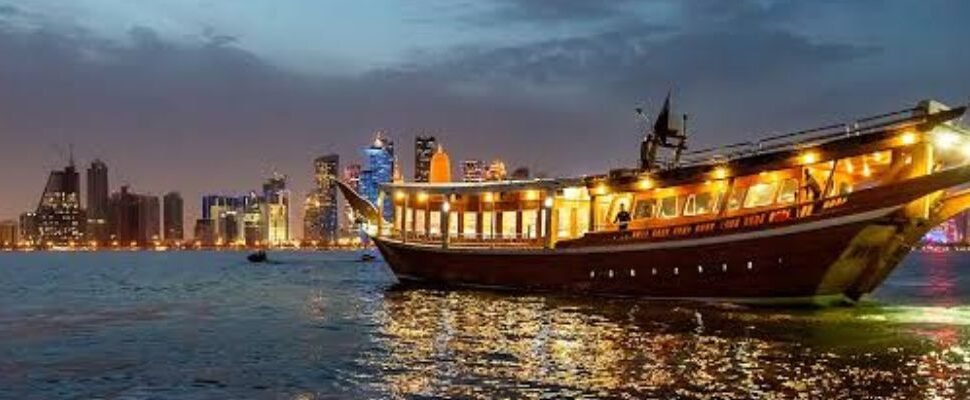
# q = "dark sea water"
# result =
<box><xmin>0</xmin><ymin>251</ymin><xmax>969</xmax><ymax>399</ymax></box>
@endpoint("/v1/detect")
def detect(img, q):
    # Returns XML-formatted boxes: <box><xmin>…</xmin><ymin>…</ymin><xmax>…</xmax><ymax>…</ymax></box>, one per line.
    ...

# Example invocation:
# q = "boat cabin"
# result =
<box><xmin>373</xmin><ymin>100</ymin><xmax>969</xmax><ymax>250</ymax></box>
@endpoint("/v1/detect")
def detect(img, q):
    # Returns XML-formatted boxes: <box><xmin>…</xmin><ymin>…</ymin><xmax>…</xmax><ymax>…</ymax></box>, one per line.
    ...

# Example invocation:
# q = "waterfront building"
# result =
<box><xmin>304</xmin><ymin>155</ymin><xmax>340</xmax><ymax>242</ymax></box>
<box><xmin>341</xmin><ymin>164</ymin><xmax>362</xmax><ymax>237</ymax></box>
<box><xmin>0</xmin><ymin>220</ymin><xmax>17</xmax><ymax>246</ymax></box>
<box><xmin>485</xmin><ymin>160</ymin><xmax>508</xmax><ymax>181</ymax></box>
<box><xmin>429</xmin><ymin>145</ymin><xmax>452</xmax><ymax>183</ymax></box>
<box><xmin>461</xmin><ymin>160</ymin><xmax>486</xmax><ymax>183</ymax></box>
<box><xmin>242</xmin><ymin>193</ymin><xmax>264</xmax><ymax>246</ymax></box>
<box><xmin>18</xmin><ymin>212</ymin><xmax>38</xmax><ymax>245</ymax></box>
<box><xmin>108</xmin><ymin>186</ymin><xmax>160</xmax><ymax>246</ymax></box>
<box><xmin>35</xmin><ymin>161</ymin><xmax>85</xmax><ymax>246</ymax></box>
<box><xmin>86</xmin><ymin>159</ymin><xmax>110</xmax><ymax>243</ymax></box>
<box><xmin>193</xmin><ymin>219</ymin><xmax>215</xmax><ymax>246</ymax></box>
<box><xmin>414</xmin><ymin>135</ymin><xmax>437</xmax><ymax>182</ymax></box>
<box><xmin>262</xmin><ymin>173</ymin><xmax>290</xmax><ymax>245</ymax></box>
<box><xmin>163</xmin><ymin>192</ymin><xmax>184</xmax><ymax>241</ymax></box>
<box><xmin>361</xmin><ymin>133</ymin><xmax>395</xmax><ymax>221</ymax></box>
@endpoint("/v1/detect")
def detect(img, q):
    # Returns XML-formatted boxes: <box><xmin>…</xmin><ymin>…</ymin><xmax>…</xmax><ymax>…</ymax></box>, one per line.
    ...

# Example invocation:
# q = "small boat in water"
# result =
<box><xmin>359</xmin><ymin>253</ymin><xmax>377</xmax><ymax>262</ymax></box>
<box><xmin>338</xmin><ymin>98</ymin><xmax>970</xmax><ymax>305</ymax></box>
<box><xmin>247</xmin><ymin>250</ymin><xmax>268</xmax><ymax>263</ymax></box>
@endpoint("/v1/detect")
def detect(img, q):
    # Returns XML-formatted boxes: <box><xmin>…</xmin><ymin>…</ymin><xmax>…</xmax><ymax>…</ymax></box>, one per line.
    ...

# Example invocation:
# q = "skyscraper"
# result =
<box><xmin>0</xmin><ymin>220</ymin><xmax>17</xmax><ymax>246</ymax></box>
<box><xmin>86</xmin><ymin>159</ymin><xmax>109</xmax><ymax>243</ymax></box>
<box><xmin>304</xmin><ymin>155</ymin><xmax>339</xmax><ymax>242</ymax></box>
<box><xmin>163</xmin><ymin>192</ymin><xmax>184</xmax><ymax>241</ymax></box>
<box><xmin>361</xmin><ymin>133</ymin><xmax>395</xmax><ymax>221</ymax></box>
<box><xmin>108</xmin><ymin>186</ymin><xmax>159</xmax><ymax>246</ymax></box>
<box><xmin>414</xmin><ymin>135</ymin><xmax>437</xmax><ymax>182</ymax></box>
<box><xmin>18</xmin><ymin>212</ymin><xmax>38</xmax><ymax>245</ymax></box>
<box><xmin>461</xmin><ymin>160</ymin><xmax>486</xmax><ymax>183</ymax></box>
<box><xmin>429</xmin><ymin>145</ymin><xmax>452</xmax><ymax>183</ymax></box>
<box><xmin>35</xmin><ymin>161</ymin><xmax>85</xmax><ymax>246</ymax></box>
<box><xmin>341</xmin><ymin>164</ymin><xmax>362</xmax><ymax>237</ymax></box>
<box><xmin>262</xmin><ymin>173</ymin><xmax>290</xmax><ymax>245</ymax></box>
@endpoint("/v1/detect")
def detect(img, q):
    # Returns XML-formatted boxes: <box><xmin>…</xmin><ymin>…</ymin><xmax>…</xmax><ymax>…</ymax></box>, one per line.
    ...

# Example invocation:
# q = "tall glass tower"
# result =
<box><xmin>361</xmin><ymin>132</ymin><xmax>395</xmax><ymax>221</ymax></box>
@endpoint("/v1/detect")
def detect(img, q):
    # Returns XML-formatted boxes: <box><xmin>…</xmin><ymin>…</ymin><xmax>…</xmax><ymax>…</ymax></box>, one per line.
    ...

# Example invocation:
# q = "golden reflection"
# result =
<box><xmin>354</xmin><ymin>290</ymin><xmax>970</xmax><ymax>399</ymax></box>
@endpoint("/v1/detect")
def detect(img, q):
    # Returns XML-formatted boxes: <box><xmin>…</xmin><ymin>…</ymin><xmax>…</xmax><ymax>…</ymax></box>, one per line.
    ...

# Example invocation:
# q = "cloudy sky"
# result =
<box><xmin>1</xmin><ymin>0</ymin><xmax>968</xmax><ymax>231</ymax></box>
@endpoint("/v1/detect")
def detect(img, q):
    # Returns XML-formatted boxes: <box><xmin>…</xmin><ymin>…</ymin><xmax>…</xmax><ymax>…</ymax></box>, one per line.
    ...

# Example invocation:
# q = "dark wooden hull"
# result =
<box><xmin>374</xmin><ymin>211</ymin><xmax>893</xmax><ymax>304</ymax></box>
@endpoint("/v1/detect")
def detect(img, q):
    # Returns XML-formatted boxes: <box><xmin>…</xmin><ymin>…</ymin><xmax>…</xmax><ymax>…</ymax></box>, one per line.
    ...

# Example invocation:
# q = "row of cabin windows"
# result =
<box><xmin>632</xmin><ymin>178</ymin><xmax>801</xmax><ymax>220</ymax></box>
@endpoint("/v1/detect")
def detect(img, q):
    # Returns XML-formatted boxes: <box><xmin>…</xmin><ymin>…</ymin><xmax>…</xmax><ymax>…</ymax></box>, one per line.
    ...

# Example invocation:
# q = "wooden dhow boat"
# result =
<box><xmin>339</xmin><ymin>99</ymin><xmax>970</xmax><ymax>305</ymax></box>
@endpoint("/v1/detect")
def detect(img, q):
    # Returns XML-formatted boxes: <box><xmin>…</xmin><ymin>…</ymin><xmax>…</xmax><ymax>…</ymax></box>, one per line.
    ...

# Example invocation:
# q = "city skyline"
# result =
<box><xmin>2</xmin><ymin>1</ymin><xmax>968</xmax><ymax>230</ymax></box>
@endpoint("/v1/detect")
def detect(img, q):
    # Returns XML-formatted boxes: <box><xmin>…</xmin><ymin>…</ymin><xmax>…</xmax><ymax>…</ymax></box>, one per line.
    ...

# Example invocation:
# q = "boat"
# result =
<box><xmin>338</xmin><ymin>98</ymin><xmax>970</xmax><ymax>305</ymax></box>
<box><xmin>247</xmin><ymin>250</ymin><xmax>268</xmax><ymax>263</ymax></box>
<box><xmin>359</xmin><ymin>253</ymin><xmax>378</xmax><ymax>262</ymax></box>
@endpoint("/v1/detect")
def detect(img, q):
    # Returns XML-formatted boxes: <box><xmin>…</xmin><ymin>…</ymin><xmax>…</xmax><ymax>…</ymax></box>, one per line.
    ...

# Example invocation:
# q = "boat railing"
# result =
<box><xmin>669</xmin><ymin>106</ymin><xmax>921</xmax><ymax>168</ymax></box>
<box><xmin>388</xmin><ymin>230</ymin><xmax>543</xmax><ymax>248</ymax></box>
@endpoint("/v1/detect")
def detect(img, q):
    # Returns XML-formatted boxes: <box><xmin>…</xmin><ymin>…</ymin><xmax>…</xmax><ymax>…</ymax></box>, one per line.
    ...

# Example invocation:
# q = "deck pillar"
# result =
<box><xmin>441</xmin><ymin>200</ymin><xmax>451</xmax><ymax>249</ymax></box>
<box><xmin>544</xmin><ymin>191</ymin><xmax>556</xmax><ymax>249</ymax></box>
<box><xmin>401</xmin><ymin>195</ymin><xmax>409</xmax><ymax>243</ymax></box>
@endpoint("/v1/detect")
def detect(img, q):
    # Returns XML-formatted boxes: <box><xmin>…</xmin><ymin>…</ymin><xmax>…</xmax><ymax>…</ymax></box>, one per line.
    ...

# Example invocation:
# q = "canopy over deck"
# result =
<box><xmin>380</xmin><ymin>177</ymin><xmax>587</xmax><ymax>195</ymax></box>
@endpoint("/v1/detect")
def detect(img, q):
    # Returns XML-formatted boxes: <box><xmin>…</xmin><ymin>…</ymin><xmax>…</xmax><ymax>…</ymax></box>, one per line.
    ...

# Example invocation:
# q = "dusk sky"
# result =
<box><xmin>1</xmin><ymin>0</ymin><xmax>968</xmax><ymax>230</ymax></box>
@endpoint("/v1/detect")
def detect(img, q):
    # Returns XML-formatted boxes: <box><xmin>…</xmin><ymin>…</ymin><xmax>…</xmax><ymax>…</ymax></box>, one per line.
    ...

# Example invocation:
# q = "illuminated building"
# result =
<box><xmin>511</xmin><ymin>166</ymin><xmax>531</xmax><ymax>180</ymax></box>
<box><xmin>86</xmin><ymin>159</ymin><xmax>109</xmax><ymax>243</ymax></box>
<box><xmin>35</xmin><ymin>160</ymin><xmax>85</xmax><ymax>246</ymax></box>
<box><xmin>341</xmin><ymin>164</ymin><xmax>362</xmax><ymax>237</ymax></box>
<box><xmin>18</xmin><ymin>212</ymin><xmax>38</xmax><ymax>244</ymax></box>
<box><xmin>163</xmin><ymin>192</ymin><xmax>184</xmax><ymax>241</ymax></box>
<box><xmin>108</xmin><ymin>186</ymin><xmax>160</xmax><ymax>246</ymax></box>
<box><xmin>262</xmin><ymin>173</ymin><xmax>290</xmax><ymax>245</ymax></box>
<box><xmin>461</xmin><ymin>159</ymin><xmax>486</xmax><ymax>183</ymax></box>
<box><xmin>242</xmin><ymin>193</ymin><xmax>263</xmax><ymax>246</ymax></box>
<box><xmin>414</xmin><ymin>135</ymin><xmax>437</xmax><ymax>182</ymax></box>
<box><xmin>429</xmin><ymin>145</ymin><xmax>452</xmax><ymax>183</ymax></box>
<box><xmin>361</xmin><ymin>132</ymin><xmax>395</xmax><ymax>221</ymax></box>
<box><xmin>0</xmin><ymin>220</ymin><xmax>17</xmax><ymax>246</ymax></box>
<box><xmin>486</xmin><ymin>159</ymin><xmax>508</xmax><ymax>181</ymax></box>
<box><xmin>304</xmin><ymin>154</ymin><xmax>339</xmax><ymax>242</ymax></box>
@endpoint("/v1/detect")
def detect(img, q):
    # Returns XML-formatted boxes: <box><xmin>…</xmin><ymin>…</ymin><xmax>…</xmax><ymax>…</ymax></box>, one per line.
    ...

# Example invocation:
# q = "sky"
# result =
<box><xmin>1</xmin><ymin>0</ymin><xmax>969</xmax><ymax>234</ymax></box>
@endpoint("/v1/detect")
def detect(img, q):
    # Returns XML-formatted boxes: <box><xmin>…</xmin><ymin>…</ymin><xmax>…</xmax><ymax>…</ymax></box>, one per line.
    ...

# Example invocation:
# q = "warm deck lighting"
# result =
<box><xmin>799</xmin><ymin>151</ymin><xmax>819</xmax><ymax>165</ymax></box>
<box><xmin>712</xmin><ymin>167</ymin><xmax>729</xmax><ymax>180</ymax></box>
<box><xmin>442</xmin><ymin>201</ymin><xmax>451</xmax><ymax>212</ymax></box>
<box><xmin>482</xmin><ymin>192</ymin><xmax>495</xmax><ymax>203</ymax></box>
<box><xmin>899</xmin><ymin>131</ymin><xmax>918</xmax><ymax>145</ymax></box>
<box><xmin>595</xmin><ymin>183</ymin><xmax>610</xmax><ymax>195</ymax></box>
<box><xmin>544</xmin><ymin>197</ymin><xmax>554</xmax><ymax>208</ymax></box>
<box><xmin>935</xmin><ymin>131</ymin><xmax>959</xmax><ymax>148</ymax></box>
<box><xmin>962</xmin><ymin>143</ymin><xmax>970</xmax><ymax>158</ymax></box>
<box><xmin>522</xmin><ymin>190</ymin><xmax>540</xmax><ymax>201</ymax></box>
<box><xmin>416</xmin><ymin>192</ymin><xmax>429</xmax><ymax>203</ymax></box>
<box><xmin>637</xmin><ymin>177</ymin><xmax>654</xmax><ymax>190</ymax></box>
<box><xmin>393</xmin><ymin>190</ymin><xmax>405</xmax><ymax>201</ymax></box>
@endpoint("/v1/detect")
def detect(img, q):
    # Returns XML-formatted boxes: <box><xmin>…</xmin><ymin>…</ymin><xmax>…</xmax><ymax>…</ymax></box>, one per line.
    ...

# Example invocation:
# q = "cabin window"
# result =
<box><xmin>683</xmin><ymin>195</ymin><xmax>696</xmax><ymax>216</ymax></box>
<box><xmin>448</xmin><ymin>212</ymin><xmax>459</xmax><ymax>237</ymax></box>
<box><xmin>482</xmin><ymin>211</ymin><xmax>494</xmax><ymax>238</ymax></box>
<box><xmin>429</xmin><ymin>211</ymin><xmax>441</xmax><ymax>235</ymax></box>
<box><xmin>463</xmin><ymin>212</ymin><xmax>477</xmax><ymax>239</ymax></box>
<box><xmin>695</xmin><ymin>192</ymin><xmax>718</xmax><ymax>215</ymax></box>
<box><xmin>633</xmin><ymin>199</ymin><xmax>656</xmax><ymax>219</ymax></box>
<box><xmin>743</xmin><ymin>182</ymin><xmax>777</xmax><ymax>208</ymax></box>
<box><xmin>522</xmin><ymin>210</ymin><xmax>539</xmax><ymax>239</ymax></box>
<box><xmin>501</xmin><ymin>211</ymin><xmax>517</xmax><ymax>238</ymax></box>
<box><xmin>414</xmin><ymin>210</ymin><xmax>426</xmax><ymax>235</ymax></box>
<box><xmin>659</xmin><ymin>196</ymin><xmax>679</xmax><ymax>218</ymax></box>
<box><xmin>777</xmin><ymin>179</ymin><xmax>798</xmax><ymax>204</ymax></box>
<box><xmin>684</xmin><ymin>192</ymin><xmax>717</xmax><ymax>216</ymax></box>
<box><xmin>727</xmin><ymin>189</ymin><xmax>745</xmax><ymax>211</ymax></box>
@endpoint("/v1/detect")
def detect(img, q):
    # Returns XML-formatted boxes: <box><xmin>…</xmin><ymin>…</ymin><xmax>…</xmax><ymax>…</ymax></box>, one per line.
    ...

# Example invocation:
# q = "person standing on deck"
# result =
<box><xmin>614</xmin><ymin>204</ymin><xmax>632</xmax><ymax>231</ymax></box>
<box><xmin>804</xmin><ymin>169</ymin><xmax>823</xmax><ymax>213</ymax></box>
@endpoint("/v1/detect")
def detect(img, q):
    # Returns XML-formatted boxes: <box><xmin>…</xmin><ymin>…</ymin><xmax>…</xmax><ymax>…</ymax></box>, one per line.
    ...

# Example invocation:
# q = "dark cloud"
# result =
<box><xmin>467</xmin><ymin>0</ymin><xmax>638</xmax><ymax>25</ymax></box>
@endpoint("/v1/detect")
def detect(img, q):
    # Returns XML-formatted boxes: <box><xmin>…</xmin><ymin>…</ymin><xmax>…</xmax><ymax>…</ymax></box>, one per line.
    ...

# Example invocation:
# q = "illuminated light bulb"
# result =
<box><xmin>482</xmin><ymin>192</ymin><xmax>494</xmax><ymax>203</ymax></box>
<box><xmin>442</xmin><ymin>201</ymin><xmax>451</xmax><ymax>213</ymax></box>
<box><xmin>899</xmin><ymin>131</ymin><xmax>917</xmax><ymax>145</ymax></box>
<box><xmin>416</xmin><ymin>192</ymin><xmax>429</xmax><ymax>203</ymax></box>
<box><xmin>712</xmin><ymin>167</ymin><xmax>729</xmax><ymax>180</ymax></box>
<box><xmin>393</xmin><ymin>190</ymin><xmax>405</xmax><ymax>201</ymax></box>
<box><xmin>595</xmin><ymin>183</ymin><xmax>610</xmax><ymax>195</ymax></box>
<box><xmin>800</xmin><ymin>151</ymin><xmax>819</xmax><ymax>165</ymax></box>
<box><xmin>544</xmin><ymin>197</ymin><xmax>554</xmax><ymax>209</ymax></box>
<box><xmin>862</xmin><ymin>163</ymin><xmax>872</xmax><ymax>177</ymax></box>
<box><xmin>845</xmin><ymin>160</ymin><xmax>855</xmax><ymax>173</ymax></box>
<box><xmin>935</xmin><ymin>131</ymin><xmax>959</xmax><ymax>148</ymax></box>
<box><xmin>637</xmin><ymin>178</ymin><xmax>653</xmax><ymax>190</ymax></box>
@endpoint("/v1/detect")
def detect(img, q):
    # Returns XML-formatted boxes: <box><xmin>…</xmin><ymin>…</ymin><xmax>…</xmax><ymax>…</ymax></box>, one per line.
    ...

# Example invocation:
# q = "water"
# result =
<box><xmin>0</xmin><ymin>251</ymin><xmax>968</xmax><ymax>399</ymax></box>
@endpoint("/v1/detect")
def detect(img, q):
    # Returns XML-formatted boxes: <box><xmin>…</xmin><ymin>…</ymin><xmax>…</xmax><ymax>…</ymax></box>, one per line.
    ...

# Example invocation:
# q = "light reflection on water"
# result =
<box><xmin>0</xmin><ymin>251</ymin><xmax>968</xmax><ymax>399</ymax></box>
